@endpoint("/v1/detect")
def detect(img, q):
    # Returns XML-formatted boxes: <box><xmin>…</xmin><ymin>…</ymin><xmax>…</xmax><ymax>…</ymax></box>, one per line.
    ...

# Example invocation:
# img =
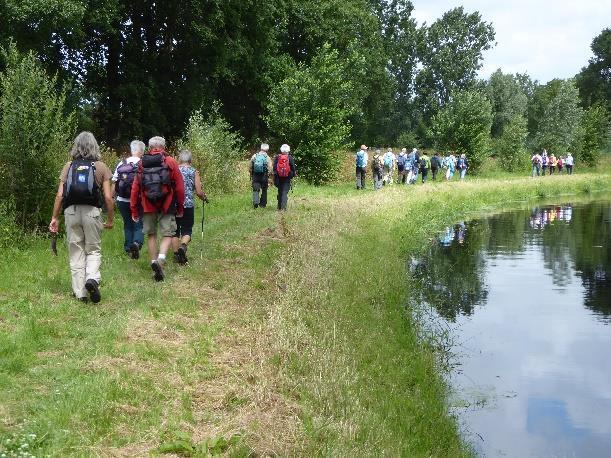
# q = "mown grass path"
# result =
<box><xmin>1</xmin><ymin>173</ymin><xmax>610</xmax><ymax>456</ymax></box>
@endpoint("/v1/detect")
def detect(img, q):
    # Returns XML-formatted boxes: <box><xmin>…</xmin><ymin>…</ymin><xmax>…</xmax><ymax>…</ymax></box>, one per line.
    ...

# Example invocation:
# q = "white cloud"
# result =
<box><xmin>410</xmin><ymin>0</ymin><xmax>611</xmax><ymax>83</ymax></box>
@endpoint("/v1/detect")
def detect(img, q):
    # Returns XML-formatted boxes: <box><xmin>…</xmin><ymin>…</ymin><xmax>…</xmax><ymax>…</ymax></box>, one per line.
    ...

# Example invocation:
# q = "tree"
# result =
<box><xmin>0</xmin><ymin>45</ymin><xmax>76</xmax><ymax>231</ymax></box>
<box><xmin>415</xmin><ymin>6</ymin><xmax>495</xmax><ymax>132</ymax></box>
<box><xmin>533</xmin><ymin>79</ymin><xmax>583</xmax><ymax>155</ymax></box>
<box><xmin>496</xmin><ymin>115</ymin><xmax>529</xmax><ymax>172</ymax></box>
<box><xmin>486</xmin><ymin>69</ymin><xmax>528</xmax><ymax>138</ymax></box>
<box><xmin>430</xmin><ymin>90</ymin><xmax>493</xmax><ymax>174</ymax></box>
<box><xmin>265</xmin><ymin>44</ymin><xmax>359</xmax><ymax>185</ymax></box>
<box><xmin>576</xmin><ymin>28</ymin><xmax>611</xmax><ymax>112</ymax></box>
<box><xmin>577</xmin><ymin>105</ymin><xmax>609</xmax><ymax>167</ymax></box>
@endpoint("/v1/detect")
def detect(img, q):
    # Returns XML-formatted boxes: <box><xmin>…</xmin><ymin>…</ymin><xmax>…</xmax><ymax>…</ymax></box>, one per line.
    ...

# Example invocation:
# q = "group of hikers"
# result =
<box><xmin>48</xmin><ymin>132</ymin><xmax>297</xmax><ymax>304</ymax></box>
<box><xmin>355</xmin><ymin>145</ymin><xmax>469</xmax><ymax>190</ymax></box>
<box><xmin>531</xmin><ymin>149</ymin><xmax>574</xmax><ymax>176</ymax></box>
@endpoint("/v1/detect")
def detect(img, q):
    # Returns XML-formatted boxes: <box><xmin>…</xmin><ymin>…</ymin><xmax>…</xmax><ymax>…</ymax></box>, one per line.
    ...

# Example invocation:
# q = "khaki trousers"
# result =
<box><xmin>64</xmin><ymin>205</ymin><xmax>103</xmax><ymax>298</ymax></box>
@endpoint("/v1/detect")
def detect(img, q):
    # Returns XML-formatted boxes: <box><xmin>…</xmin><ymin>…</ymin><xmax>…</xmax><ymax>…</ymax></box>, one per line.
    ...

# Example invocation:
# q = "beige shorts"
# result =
<box><xmin>143</xmin><ymin>212</ymin><xmax>177</xmax><ymax>237</ymax></box>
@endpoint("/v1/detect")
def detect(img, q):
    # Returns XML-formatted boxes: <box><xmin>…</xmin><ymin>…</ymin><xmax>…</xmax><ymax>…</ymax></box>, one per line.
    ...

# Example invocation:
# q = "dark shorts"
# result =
<box><xmin>175</xmin><ymin>206</ymin><xmax>195</xmax><ymax>238</ymax></box>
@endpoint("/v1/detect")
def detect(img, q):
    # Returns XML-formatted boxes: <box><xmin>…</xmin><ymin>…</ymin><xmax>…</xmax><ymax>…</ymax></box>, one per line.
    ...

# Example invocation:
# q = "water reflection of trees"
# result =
<box><xmin>417</xmin><ymin>202</ymin><xmax>610</xmax><ymax>321</ymax></box>
<box><xmin>411</xmin><ymin>221</ymin><xmax>489</xmax><ymax>322</ymax></box>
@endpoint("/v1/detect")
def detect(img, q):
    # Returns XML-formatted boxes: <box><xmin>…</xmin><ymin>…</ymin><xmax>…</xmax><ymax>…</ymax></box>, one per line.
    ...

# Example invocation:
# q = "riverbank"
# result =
<box><xmin>1</xmin><ymin>173</ymin><xmax>610</xmax><ymax>455</ymax></box>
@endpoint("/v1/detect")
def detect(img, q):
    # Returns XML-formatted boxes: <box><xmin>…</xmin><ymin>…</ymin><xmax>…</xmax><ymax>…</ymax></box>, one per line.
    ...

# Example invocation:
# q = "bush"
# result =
<box><xmin>496</xmin><ymin>115</ymin><xmax>530</xmax><ymax>172</ymax></box>
<box><xmin>397</xmin><ymin>131</ymin><xmax>421</xmax><ymax>150</ymax></box>
<box><xmin>0</xmin><ymin>43</ymin><xmax>76</xmax><ymax>231</ymax></box>
<box><xmin>180</xmin><ymin>102</ymin><xmax>245</xmax><ymax>194</ymax></box>
<box><xmin>430</xmin><ymin>90</ymin><xmax>493</xmax><ymax>174</ymax></box>
<box><xmin>265</xmin><ymin>44</ymin><xmax>359</xmax><ymax>185</ymax></box>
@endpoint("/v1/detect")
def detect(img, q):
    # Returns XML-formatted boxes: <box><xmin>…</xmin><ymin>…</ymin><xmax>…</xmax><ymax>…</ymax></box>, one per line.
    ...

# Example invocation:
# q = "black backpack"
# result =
<box><xmin>63</xmin><ymin>159</ymin><xmax>101</xmax><ymax>209</ymax></box>
<box><xmin>140</xmin><ymin>153</ymin><xmax>171</xmax><ymax>202</ymax></box>
<box><xmin>115</xmin><ymin>160</ymin><xmax>138</xmax><ymax>198</ymax></box>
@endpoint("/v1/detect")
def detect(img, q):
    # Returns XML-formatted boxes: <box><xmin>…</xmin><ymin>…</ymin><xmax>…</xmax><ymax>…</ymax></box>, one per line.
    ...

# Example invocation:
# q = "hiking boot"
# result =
<box><xmin>254</xmin><ymin>203</ymin><xmax>259</xmax><ymax>209</ymax></box>
<box><xmin>178</xmin><ymin>243</ymin><xmax>188</xmax><ymax>264</ymax></box>
<box><xmin>85</xmin><ymin>279</ymin><xmax>101</xmax><ymax>303</ymax></box>
<box><xmin>129</xmin><ymin>242</ymin><xmax>140</xmax><ymax>260</ymax></box>
<box><xmin>151</xmin><ymin>260</ymin><xmax>165</xmax><ymax>282</ymax></box>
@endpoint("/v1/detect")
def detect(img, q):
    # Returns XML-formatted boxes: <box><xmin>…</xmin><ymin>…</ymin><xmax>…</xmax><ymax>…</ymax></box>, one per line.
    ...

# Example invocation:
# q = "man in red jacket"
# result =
<box><xmin>130</xmin><ymin>136</ymin><xmax>185</xmax><ymax>281</ymax></box>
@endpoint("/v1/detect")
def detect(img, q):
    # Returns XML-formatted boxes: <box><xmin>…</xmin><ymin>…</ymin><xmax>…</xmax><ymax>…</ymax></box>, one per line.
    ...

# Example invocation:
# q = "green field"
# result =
<box><xmin>1</xmin><ymin>171</ymin><xmax>610</xmax><ymax>456</ymax></box>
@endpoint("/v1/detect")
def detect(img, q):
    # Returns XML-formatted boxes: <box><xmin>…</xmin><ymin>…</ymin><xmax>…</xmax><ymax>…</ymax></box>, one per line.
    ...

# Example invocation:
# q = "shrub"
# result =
<box><xmin>180</xmin><ymin>102</ymin><xmax>245</xmax><ymax>194</ymax></box>
<box><xmin>0</xmin><ymin>44</ymin><xmax>76</xmax><ymax>231</ymax></box>
<box><xmin>496</xmin><ymin>115</ymin><xmax>530</xmax><ymax>172</ymax></box>
<box><xmin>430</xmin><ymin>90</ymin><xmax>493</xmax><ymax>174</ymax></box>
<box><xmin>265</xmin><ymin>44</ymin><xmax>359</xmax><ymax>185</ymax></box>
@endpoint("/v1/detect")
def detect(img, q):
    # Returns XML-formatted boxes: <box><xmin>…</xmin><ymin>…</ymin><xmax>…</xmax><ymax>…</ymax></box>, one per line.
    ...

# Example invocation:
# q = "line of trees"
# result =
<box><xmin>0</xmin><ymin>2</ymin><xmax>609</xmax><ymax>232</ymax></box>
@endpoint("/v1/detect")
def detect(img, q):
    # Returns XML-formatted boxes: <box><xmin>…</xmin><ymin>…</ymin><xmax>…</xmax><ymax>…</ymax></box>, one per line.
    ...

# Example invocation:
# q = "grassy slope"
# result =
<box><xmin>1</xmin><ymin>172</ymin><xmax>610</xmax><ymax>456</ymax></box>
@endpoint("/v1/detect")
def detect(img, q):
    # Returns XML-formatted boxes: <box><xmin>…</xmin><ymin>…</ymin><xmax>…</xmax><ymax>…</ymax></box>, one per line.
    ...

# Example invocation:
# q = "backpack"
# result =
<box><xmin>140</xmin><ymin>153</ymin><xmax>171</xmax><ymax>202</ymax></box>
<box><xmin>253</xmin><ymin>152</ymin><xmax>268</xmax><ymax>174</ymax></box>
<box><xmin>115</xmin><ymin>160</ymin><xmax>138</xmax><ymax>198</ymax></box>
<box><xmin>63</xmin><ymin>159</ymin><xmax>101</xmax><ymax>209</ymax></box>
<box><xmin>356</xmin><ymin>150</ymin><xmax>366</xmax><ymax>168</ymax></box>
<box><xmin>276</xmin><ymin>154</ymin><xmax>291</xmax><ymax>178</ymax></box>
<box><xmin>397</xmin><ymin>155</ymin><xmax>406</xmax><ymax>171</ymax></box>
<box><xmin>384</xmin><ymin>155</ymin><xmax>393</xmax><ymax>168</ymax></box>
<box><xmin>432</xmin><ymin>156</ymin><xmax>441</xmax><ymax>168</ymax></box>
<box><xmin>420</xmin><ymin>157</ymin><xmax>429</xmax><ymax>169</ymax></box>
<box><xmin>532</xmin><ymin>155</ymin><xmax>540</xmax><ymax>165</ymax></box>
<box><xmin>457</xmin><ymin>158</ymin><xmax>466</xmax><ymax>169</ymax></box>
<box><xmin>542</xmin><ymin>155</ymin><xmax>548</xmax><ymax>166</ymax></box>
<box><xmin>373</xmin><ymin>156</ymin><xmax>382</xmax><ymax>173</ymax></box>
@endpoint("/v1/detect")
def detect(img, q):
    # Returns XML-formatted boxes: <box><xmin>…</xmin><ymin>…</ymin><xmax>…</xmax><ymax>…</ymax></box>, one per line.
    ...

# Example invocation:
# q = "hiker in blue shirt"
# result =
<box><xmin>382</xmin><ymin>148</ymin><xmax>395</xmax><ymax>185</ymax></box>
<box><xmin>355</xmin><ymin>144</ymin><xmax>368</xmax><ymax>190</ymax></box>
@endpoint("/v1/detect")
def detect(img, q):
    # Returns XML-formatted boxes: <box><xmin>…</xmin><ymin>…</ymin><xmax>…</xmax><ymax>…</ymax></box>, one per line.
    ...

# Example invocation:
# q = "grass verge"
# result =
<box><xmin>0</xmin><ymin>172</ymin><xmax>609</xmax><ymax>456</ymax></box>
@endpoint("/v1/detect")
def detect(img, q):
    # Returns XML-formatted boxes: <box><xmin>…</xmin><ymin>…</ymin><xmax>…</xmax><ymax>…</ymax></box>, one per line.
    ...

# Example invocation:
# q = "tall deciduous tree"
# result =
<box><xmin>496</xmin><ymin>115</ymin><xmax>529</xmax><ymax>172</ymax></box>
<box><xmin>430</xmin><ymin>89</ymin><xmax>493</xmax><ymax>174</ymax></box>
<box><xmin>533</xmin><ymin>79</ymin><xmax>583</xmax><ymax>155</ymax></box>
<box><xmin>486</xmin><ymin>69</ymin><xmax>528</xmax><ymax>138</ymax></box>
<box><xmin>577</xmin><ymin>105</ymin><xmax>608</xmax><ymax>167</ymax></box>
<box><xmin>576</xmin><ymin>28</ymin><xmax>611</xmax><ymax>112</ymax></box>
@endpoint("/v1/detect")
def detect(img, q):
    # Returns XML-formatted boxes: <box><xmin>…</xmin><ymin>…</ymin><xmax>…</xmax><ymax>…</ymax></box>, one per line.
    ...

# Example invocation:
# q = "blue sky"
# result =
<box><xmin>411</xmin><ymin>0</ymin><xmax>610</xmax><ymax>83</ymax></box>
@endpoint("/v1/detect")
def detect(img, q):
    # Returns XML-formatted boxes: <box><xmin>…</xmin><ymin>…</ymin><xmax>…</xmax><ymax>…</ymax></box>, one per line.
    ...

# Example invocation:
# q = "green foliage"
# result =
<box><xmin>155</xmin><ymin>430</ymin><xmax>242</xmax><ymax>457</ymax></box>
<box><xmin>0</xmin><ymin>44</ymin><xmax>75</xmax><ymax>231</ymax></box>
<box><xmin>430</xmin><ymin>90</ymin><xmax>493</xmax><ymax>174</ymax></box>
<box><xmin>496</xmin><ymin>115</ymin><xmax>530</xmax><ymax>172</ymax></box>
<box><xmin>265</xmin><ymin>44</ymin><xmax>359</xmax><ymax>185</ymax></box>
<box><xmin>577</xmin><ymin>105</ymin><xmax>609</xmax><ymax>167</ymax></box>
<box><xmin>576</xmin><ymin>28</ymin><xmax>611</xmax><ymax>112</ymax></box>
<box><xmin>487</xmin><ymin>69</ymin><xmax>528</xmax><ymax>138</ymax></box>
<box><xmin>533</xmin><ymin>79</ymin><xmax>583</xmax><ymax>154</ymax></box>
<box><xmin>397</xmin><ymin>131</ymin><xmax>421</xmax><ymax>149</ymax></box>
<box><xmin>181</xmin><ymin>102</ymin><xmax>244</xmax><ymax>194</ymax></box>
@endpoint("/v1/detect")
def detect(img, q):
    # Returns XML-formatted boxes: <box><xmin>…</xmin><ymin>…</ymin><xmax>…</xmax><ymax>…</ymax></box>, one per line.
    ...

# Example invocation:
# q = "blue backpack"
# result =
<box><xmin>356</xmin><ymin>150</ymin><xmax>366</xmax><ymax>167</ymax></box>
<box><xmin>384</xmin><ymin>154</ymin><xmax>393</xmax><ymax>168</ymax></box>
<box><xmin>253</xmin><ymin>152</ymin><xmax>268</xmax><ymax>173</ymax></box>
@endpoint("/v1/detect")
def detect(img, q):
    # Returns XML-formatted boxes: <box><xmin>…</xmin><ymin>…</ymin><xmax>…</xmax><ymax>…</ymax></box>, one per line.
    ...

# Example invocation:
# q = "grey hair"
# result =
<box><xmin>260</xmin><ymin>143</ymin><xmax>270</xmax><ymax>152</ymax></box>
<box><xmin>148</xmin><ymin>136</ymin><xmax>166</xmax><ymax>149</ymax></box>
<box><xmin>179</xmin><ymin>149</ymin><xmax>192</xmax><ymax>164</ymax></box>
<box><xmin>280</xmin><ymin>144</ymin><xmax>290</xmax><ymax>153</ymax></box>
<box><xmin>70</xmin><ymin>131</ymin><xmax>100</xmax><ymax>161</ymax></box>
<box><xmin>130</xmin><ymin>140</ymin><xmax>145</xmax><ymax>155</ymax></box>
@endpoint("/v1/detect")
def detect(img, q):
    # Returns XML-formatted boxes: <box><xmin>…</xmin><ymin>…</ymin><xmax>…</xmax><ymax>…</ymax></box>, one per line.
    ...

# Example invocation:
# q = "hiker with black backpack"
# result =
<box><xmin>396</xmin><ymin>148</ymin><xmax>408</xmax><ymax>184</ymax></box>
<box><xmin>431</xmin><ymin>152</ymin><xmax>442</xmax><ymax>181</ymax></box>
<box><xmin>111</xmin><ymin>140</ymin><xmax>145</xmax><ymax>259</ymax></box>
<box><xmin>372</xmin><ymin>150</ymin><xmax>383</xmax><ymax>190</ymax></box>
<box><xmin>273</xmin><ymin>144</ymin><xmax>296</xmax><ymax>211</ymax></box>
<box><xmin>130</xmin><ymin>136</ymin><xmax>185</xmax><ymax>282</ymax></box>
<box><xmin>48</xmin><ymin>132</ymin><xmax>114</xmax><ymax>304</ymax></box>
<box><xmin>355</xmin><ymin>144</ymin><xmax>368</xmax><ymax>190</ymax></box>
<box><xmin>172</xmin><ymin>149</ymin><xmax>208</xmax><ymax>265</ymax></box>
<box><xmin>250</xmin><ymin>143</ymin><xmax>273</xmax><ymax>207</ymax></box>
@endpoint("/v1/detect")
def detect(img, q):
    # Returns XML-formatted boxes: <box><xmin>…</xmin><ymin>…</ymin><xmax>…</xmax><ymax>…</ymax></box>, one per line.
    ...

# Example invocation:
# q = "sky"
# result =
<box><xmin>410</xmin><ymin>0</ymin><xmax>611</xmax><ymax>83</ymax></box>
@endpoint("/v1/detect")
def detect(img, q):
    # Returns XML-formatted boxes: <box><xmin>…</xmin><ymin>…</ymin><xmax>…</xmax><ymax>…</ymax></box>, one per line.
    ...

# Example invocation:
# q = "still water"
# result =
<box><xmin>412</xmin><ymin>199</ymin><xmax>611</xmax><ymax>457</ymax></box>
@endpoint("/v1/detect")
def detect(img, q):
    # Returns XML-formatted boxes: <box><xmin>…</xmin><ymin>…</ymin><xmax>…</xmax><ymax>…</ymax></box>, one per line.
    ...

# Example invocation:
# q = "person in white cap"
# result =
<box><xmin>250</xmin><ymin>143</ymin><xmax>273</xmax><ymax>208</ymax></box>
<box><xmin>355</xmin><ymin>144</ymin><xmax>368</xmax><ymax>190</ymax></box>
<box><xmin>273</xmin><ymin>144</ymin><xmax>296</xmax><ymax>210</ymax></box>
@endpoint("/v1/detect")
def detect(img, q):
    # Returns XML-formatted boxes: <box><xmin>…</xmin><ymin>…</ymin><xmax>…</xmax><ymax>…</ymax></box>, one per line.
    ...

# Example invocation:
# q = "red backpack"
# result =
<box><xmin>276</xmin><ymin>154</ymin><xmax>291</xmax><ymax>178</ymax></box>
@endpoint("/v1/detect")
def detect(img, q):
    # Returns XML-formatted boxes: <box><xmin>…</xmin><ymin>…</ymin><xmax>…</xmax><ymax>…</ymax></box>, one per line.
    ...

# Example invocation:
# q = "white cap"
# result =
<box><xmin>280</xmin><ymin>144</ymin><xmax>290</xmax><ymax>153</ymax></box>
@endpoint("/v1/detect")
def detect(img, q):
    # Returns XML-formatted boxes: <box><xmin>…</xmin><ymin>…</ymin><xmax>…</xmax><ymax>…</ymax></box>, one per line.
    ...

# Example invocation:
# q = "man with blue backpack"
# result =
<box><xmin>382</xmin><ymin>147</ymin><xmax>395</xmax><ymax>185</ymax></box>
<box><xmin>250</xmin><ymin>143</ymin><xmax>273</xmax><ymax>208</ymax></box>
<box><xmin>396</xmin><ymin>148</ymin><xmax>408</xmax><ymax>184</ymax></box>
<box><xmin>112</xmin><ymin>140</ymin><xmax>145</xmax><ymax>258</ymax></box>
<box><xmin>355</xmin><ymin>144</ymin><xmax>368</xmax><ymax>190</ymax></box>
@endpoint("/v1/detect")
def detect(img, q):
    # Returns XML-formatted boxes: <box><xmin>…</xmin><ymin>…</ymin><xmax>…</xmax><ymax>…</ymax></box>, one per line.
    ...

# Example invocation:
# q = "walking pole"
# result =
<box><xmin>200</xmin><ymin>199</ymin><xmax>205</xmax><ymax>260</ymax></box>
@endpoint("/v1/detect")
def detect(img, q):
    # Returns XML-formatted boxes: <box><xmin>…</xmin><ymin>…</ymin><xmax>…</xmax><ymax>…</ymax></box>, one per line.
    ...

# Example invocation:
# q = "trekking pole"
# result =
<box><xmin>200</xmin><ymin>199</ymin><xmax>205</xmax><ymax>260</ymax></box>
